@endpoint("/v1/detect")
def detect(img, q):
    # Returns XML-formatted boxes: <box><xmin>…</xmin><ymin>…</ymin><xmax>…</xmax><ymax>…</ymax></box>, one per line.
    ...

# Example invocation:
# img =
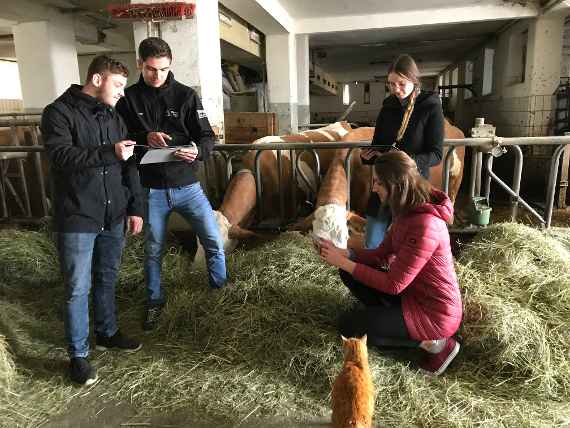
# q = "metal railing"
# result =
<box><xmin>1</xmin><ymin>116</ymin><xmax>570</xmax><ymax>230</ymax></box>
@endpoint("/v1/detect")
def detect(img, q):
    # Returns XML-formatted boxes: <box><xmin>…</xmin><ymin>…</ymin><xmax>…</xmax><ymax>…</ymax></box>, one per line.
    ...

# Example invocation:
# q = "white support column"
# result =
<box><xmin>12</xmin><ymin>14</ymin><xmax>80</xmax><ymax>112</ymax></box>
<box><xmin>133</xmin><ymin>0</ymin><xmax>224</xmax><ymax>139</ymax></box>
<box><xmin>266</xmin><ymin>33</ymin><xmax>298</xmax><ymax>134</ymax></box>
<box><xmin>528</xmin><ymin>14</ymin><xmax>565</xmax><ymax>95</ymax></box>
<box><xmin>296</xmin><ymin>34</ymin><xmax>310</xmax><ymax>127</ymax></box>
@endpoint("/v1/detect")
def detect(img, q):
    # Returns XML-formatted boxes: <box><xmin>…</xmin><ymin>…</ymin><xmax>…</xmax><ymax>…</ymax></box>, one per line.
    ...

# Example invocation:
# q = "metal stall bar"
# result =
<box><xmin>544</xmin><ymin>144</ymin><xmax>568</xmax><ymax>228</ymax></box>
<box><xmin>28</xmin><ymin>125</ymin><xmax>49</xmax><ymax>217</ymax></box>
<box><xmin>485</xmin><ymin>154</ymin><xmax>545</xmax><ymax>224</ymax></box>
<box><xmin>291</xmin><ymin>149</ymin><xmax>297</xmax><ymax>222</ymax></box>
<box><xmin>254</xmin><ymin>149</ymin><xmax>264</xmax><ymax>222</ymax></box>
<box><xmin>296</xmin><ymin>148</ymin><xmax>321</xmax><ymax>195</ymax></box>
<box><xmin>277</xmin><ymin>149</ymin><xmax>285</xmax><ymax>226</ymax></box>
<box><xmin>442</xmin><ymin>147</ymin><xmax>456</xmax><ymax>195</ymax></box>
<box><xmin>509</xmin><ymin>146</ymin><xmax>524</xmax><ymax>221</ymax></box>
<box><xmin>344</xmin><ymin>147</ymin><xmax>357</xmax><ymax>212</ymax></box>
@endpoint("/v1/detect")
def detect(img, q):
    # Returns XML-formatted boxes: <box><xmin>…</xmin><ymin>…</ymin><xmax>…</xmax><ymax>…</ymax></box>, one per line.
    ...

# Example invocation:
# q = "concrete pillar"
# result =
<box><xmin>296</xmin><ymin>34</ymin><xmax>310</xmax><ymax>127</ymax></box>
<box><xmin>12</xmin><ymin>14</ymin><xmax>80</xmax><ymax>112</ymax></box>
<box><xmin>132</xmin><ymin>0</ymin><xmax>224</xmax><ymax>139</ymax></box>
<box><xmin>528</xmin><ymin>14</ymin><xmax>565</xmax><ymax>95</ymax></box>
<box><xmin>267</xmin><ymin>33</ymin><xmax>298</xmax><ymax>134</ymax></box>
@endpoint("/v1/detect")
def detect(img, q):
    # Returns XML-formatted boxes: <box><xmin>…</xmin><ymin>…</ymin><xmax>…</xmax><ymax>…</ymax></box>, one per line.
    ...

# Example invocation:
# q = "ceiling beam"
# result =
<box><xmin>296</xmin><ymin>3</ymin><xmax>539</xmax><ymax>35</ymax></box>
<box><xmin>219</xmin><ymin>0</ymin><xmax>294</xmax><ymax>34</ymax></box>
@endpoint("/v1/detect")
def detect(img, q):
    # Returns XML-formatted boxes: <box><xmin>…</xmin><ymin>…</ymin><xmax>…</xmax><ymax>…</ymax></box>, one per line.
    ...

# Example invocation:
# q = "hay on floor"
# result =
<box><xmin>0</xmin><ymin>224</ymin><xmax>569</xmax><ymax>426</ymax></box>
<box><xmin>0</xmin><ymin>335</ymin><xmax>15</xmax><ymax>394</ymax></box>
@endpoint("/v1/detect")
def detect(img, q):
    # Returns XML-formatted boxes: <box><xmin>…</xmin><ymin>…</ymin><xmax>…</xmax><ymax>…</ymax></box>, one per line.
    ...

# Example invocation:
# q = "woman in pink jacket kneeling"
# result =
<box><xmin>317</xmin><ymin>150</ymin><xmax>463</xmax><ymax>375</ymax></box>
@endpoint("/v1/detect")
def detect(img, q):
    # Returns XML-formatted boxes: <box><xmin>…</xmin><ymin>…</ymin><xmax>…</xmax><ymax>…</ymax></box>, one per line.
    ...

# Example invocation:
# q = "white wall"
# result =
<box><xmin>13</xmin><ymin>15</ymin><xmax>80</xmax><ymax>110</ymax></box>
<box><xmin>442</xmin><ymin>15</ymin><xmax>565</xmax><ymax>138</ymax></box>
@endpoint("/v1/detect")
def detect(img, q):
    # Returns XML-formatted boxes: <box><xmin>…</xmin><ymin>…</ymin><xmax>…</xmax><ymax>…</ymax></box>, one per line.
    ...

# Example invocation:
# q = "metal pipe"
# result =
<box><xmin>254</xmin><ymin>150</ymin><xmax>264</xmax><ymax>221</ymax></box>
<box><xmin>29</xmin><ymin>126</ymin><xmax>49</xmax><ymax>217</ymax></box>
<box><xmin>224</xmin><ymin>152</ymin><xmax>233</xmax><ymax>185</ymax></box>
<box><xmin>277</xmin><ymin>149</ymin><xmax>285</xmax><ymax>225</ymax></box>
<box><xmin>344</xmin><ymin>148</ymin><xmax>356</xmax><ymax>212</ymax></box>
<box><xmin>296</xmin><ymin>149</ymin><xmax>320</xmax><ymax>196</ymax></box>
<box><xmin>475</xmin><ymin>151</ymin><xmax>483</xmax><ymax>196</ymax></box>
<box><xmin>469</xmin><ymin>147</ymin><xmax>478</xmax><ymax>198</ymax></box>
<box><xmin>291</xmin><ymin>149</ymin><xmax>297</xmax><ymax>222</ymax></box>
<box><xmin>442</xmin><ymin>147</ymin><xmax>456</xmax><ymax>195</ymax></box>
<box><xmin>483</xmin><ymin>153</ymin><xmax>493</xmax><ymax>201</ymax></box>
<box><xmin>510</xmin><ymin>145</ymin><xmax>524</xmax><ymax>222</ymax></box>
<box><xmin>4</xmin><ymin>136</ymin><xmax>570</xmax><ymax>150</ymax></box>
<box><xmin>485</xmin><ymin>155</ymin><xmax>545</xmax><ymax>224</ymax></box>
<box><xmin>544</xmin><ymin>145</ymin><xmax>567</xmax><ymax>228</ymax></box>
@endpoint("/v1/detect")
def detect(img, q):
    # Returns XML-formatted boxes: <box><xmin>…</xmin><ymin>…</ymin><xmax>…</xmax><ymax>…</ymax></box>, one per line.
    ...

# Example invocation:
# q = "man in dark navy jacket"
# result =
<box><xmin>117</xmin><ymin>38</ymin><xmax>227</xmax><ymax>331</ymax></box>
<box><xmin>42</xmin><ymin>55</ymin><xmax>144</xmax><ymax>386</ymax></box>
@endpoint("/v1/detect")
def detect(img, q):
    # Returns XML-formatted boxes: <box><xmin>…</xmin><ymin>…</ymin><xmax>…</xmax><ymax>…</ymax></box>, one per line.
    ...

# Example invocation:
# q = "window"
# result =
<box><xmin>482</xmin><ymin>48</ymin><xmax>494</xmax><ymax>96</ymax></box>
<box><xmin>0</xmin><ymin>60</ymin><xmax>23</xmax><ymax>99</ymax></box>
<box><xmin>342</xmin><ymin>84</ymin><xmax>350</xmax><ymax>105</ymax></box>
<box><xmin>464</xmin><ymin>61</ymin><xmax>474</xmax><ymax>99</ymax></box>
<box><xmin>451</xmin><ymin>67</ymin><xmax>458</xmax><ymax>100</ymax></box>
<box><xmin>363</xmin><ymin>82</ymin><xmax>370</xmax><ymax>104</ymax></box>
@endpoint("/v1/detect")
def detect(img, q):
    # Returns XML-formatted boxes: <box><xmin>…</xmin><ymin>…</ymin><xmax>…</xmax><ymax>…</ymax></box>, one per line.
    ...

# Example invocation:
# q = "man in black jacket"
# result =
<box><xmin>117</xmin><ymin>38</ymin><xmax>227</xmax><ymax>331</ymax></box>
<box><xmin>42</xmin><ymin>55</ymin><xmax>144</xmax><ymax>386</ymax></box>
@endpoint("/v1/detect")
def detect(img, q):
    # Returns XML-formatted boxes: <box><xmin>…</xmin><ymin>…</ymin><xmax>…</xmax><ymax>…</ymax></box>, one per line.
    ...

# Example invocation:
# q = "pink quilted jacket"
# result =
<box><xmin>352</xmin><ymin>190</ymin><xmax>462</xmax><ymax>341</ymax></box>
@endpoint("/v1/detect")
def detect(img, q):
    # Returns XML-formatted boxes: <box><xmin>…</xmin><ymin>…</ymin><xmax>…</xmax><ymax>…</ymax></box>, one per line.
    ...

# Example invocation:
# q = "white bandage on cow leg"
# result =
<box><xmin>311</xmin><ymin>203</ymin><xmax>349</xmax><ymax>249</ymax></box>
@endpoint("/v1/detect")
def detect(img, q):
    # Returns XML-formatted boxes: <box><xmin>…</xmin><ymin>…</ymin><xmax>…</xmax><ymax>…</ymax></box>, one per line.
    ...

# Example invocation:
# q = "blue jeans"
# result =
<box><xmin>56</xmin><ymin>222</ymin><xmax>125</xmax><ymax>358</ymax></box>
<box><xmin>365</xmin><ymin>206</ymin><xmax>392</xmax><ymax>249</ymax></box>
<box><xmin>145</xmin><ymin>183</ymin><xmax>227</xmax><ymax>306</ymax></box>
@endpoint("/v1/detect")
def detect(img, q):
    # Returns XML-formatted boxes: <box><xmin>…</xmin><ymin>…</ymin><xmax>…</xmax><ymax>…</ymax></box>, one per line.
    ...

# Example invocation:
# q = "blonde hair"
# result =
<box><xmin>373</xmin><ymin>151</ymin><xmax>433</xmax><ymax>217</ymax></box>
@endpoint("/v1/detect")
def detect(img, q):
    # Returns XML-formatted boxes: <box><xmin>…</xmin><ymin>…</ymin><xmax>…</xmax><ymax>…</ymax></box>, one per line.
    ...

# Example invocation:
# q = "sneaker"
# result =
<box><xmin>143</xmin><ymin>305</ymin><xmax>163</xmax><ymax>331</ymax></box>
<box><xmin>95</xmin><ymin>331</ymin><xmax>142</xmax><ymax>353</ymax></box>
<box><xmin>419</xmin><ymin>337</ymin><xmax>460</xmax><ymax>376</ymax></box>
<box><xmin>70</xmin><ymin>357</ymin><xmax>98</xmax><ymax>386</ymax></box>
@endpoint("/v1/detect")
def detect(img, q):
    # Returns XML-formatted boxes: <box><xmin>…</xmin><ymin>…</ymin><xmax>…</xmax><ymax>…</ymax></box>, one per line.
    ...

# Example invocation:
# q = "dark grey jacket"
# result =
<box><xmin>41</xmin><ymin>85</ymin><xmax>144</xmax><ymax>232</ymax></box>
<box><xmin>117</xmin><ymin>72</ymin><xmax>216</xmax><ymax>189</ymax></box>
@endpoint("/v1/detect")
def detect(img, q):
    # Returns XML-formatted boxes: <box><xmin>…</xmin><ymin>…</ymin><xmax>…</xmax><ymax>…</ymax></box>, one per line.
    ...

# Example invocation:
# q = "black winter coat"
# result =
<box><xmin>41</xmin><ymin>85</ymin><xmax>144</xmax><ymax>232</ymax></box>
<box><xmin>364</xmin><ymin>91</ymin><xmax>444</xmax><ymax>215</ymax></box>
<box><xmin>116</xmin><ymin>72</ymin><xmax>216</xmax><ymax>189</ymax></box>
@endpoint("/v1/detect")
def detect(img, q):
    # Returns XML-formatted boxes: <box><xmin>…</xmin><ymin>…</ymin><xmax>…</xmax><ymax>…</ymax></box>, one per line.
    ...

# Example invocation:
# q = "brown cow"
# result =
<box><xmin>198</xmin><ymin>123</ymin><xmax>351</xmax><ymax>260</ymax></box>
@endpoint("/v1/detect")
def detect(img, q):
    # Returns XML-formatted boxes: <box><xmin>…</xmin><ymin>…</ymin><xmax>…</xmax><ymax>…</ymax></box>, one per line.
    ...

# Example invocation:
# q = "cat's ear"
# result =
<box><xmin>361</xmin><ymin>334</ymin><xmax>367</xmax><ymax>344</ymax></box>
<box><xmin>341</xmin><ymin>335</ymin><xmax>348</xmax><ymax>342</ymax></box>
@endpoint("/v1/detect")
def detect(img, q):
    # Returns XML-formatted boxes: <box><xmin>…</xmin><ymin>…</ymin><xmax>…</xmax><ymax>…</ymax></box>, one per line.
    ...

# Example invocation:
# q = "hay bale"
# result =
<box><xmin>457</xmin><ymin>223</ymin><xmax>570</xmax><ymax>400</ymax></box>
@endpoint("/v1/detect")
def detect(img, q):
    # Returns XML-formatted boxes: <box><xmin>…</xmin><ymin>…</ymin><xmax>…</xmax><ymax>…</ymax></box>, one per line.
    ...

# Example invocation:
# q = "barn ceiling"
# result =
<box><xmin>309</xmin><ymin>20</ymin><xmax>511</xmax><ymax>79</ymax></box>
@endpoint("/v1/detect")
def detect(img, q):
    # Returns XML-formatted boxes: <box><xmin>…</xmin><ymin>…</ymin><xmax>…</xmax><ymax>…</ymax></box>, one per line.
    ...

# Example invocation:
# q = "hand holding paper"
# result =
<box><xmin>174</xmin><ymin>142</ymin><xmax>198</xmax><ymax>163</ymax></box>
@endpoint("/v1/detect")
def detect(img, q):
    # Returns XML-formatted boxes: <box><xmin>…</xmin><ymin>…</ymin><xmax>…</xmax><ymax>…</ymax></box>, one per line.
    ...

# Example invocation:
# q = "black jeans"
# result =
<box><xmin>338</xmin><ymin>269</ymin><xmax>420</xmax><ymax>348</ymax></box>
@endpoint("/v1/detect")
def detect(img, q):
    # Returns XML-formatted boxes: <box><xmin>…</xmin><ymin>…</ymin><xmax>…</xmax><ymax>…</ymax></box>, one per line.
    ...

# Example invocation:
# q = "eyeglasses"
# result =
<box><xmin>388</xmin><ymin>81</ymin><xmax>410</xmax><ymax>89</ymax></box>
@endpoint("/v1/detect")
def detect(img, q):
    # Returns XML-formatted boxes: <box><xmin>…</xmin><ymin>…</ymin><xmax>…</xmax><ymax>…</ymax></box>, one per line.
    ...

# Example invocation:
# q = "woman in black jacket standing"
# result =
<box><xmin>361</xmin><ymin>54</ymin><xmax>444</xmax><ymax>248</ymax></box>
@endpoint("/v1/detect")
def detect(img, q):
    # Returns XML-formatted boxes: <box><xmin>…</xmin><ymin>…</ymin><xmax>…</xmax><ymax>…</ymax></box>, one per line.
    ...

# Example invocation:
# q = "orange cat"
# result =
<box><xmin>332</xmin><ymin>335</ymin><xmax>375</xmax><ymax>428</ymax></box>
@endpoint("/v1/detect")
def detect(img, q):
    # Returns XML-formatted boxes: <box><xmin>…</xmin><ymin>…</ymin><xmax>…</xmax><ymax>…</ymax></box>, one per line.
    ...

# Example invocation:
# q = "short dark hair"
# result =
<box><xmin>86</xmin><ymin>55</ymin><xmax>128</xmax><ymax>83</ymax></box>
<box><xmin>138</xmin><ymin>37</ymin><xmax>172</xmax><ymax>62</ymax></box>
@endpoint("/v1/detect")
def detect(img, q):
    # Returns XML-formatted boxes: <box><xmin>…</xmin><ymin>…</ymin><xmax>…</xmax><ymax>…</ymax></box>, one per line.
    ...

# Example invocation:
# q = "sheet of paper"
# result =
<box><xmin>140</xmin><ymin>148</ymin><xmax>181</xmax><ymax>164</ymax></box>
